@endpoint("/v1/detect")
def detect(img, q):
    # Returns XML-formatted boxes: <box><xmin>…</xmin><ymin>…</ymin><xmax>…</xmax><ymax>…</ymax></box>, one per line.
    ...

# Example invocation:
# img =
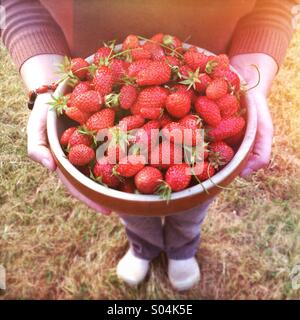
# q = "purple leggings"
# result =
<box><xmin>119</xmin><ymin>199</ymin><xmax>213</xmax><ymax>260</ymax></box>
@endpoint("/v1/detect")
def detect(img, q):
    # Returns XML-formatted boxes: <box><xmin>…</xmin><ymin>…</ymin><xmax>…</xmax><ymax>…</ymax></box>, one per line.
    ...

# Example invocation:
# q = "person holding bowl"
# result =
<box><xmin>1</xmin><ymin>0</ymin><xmax>296</xmax><ymax>290</ymax></box>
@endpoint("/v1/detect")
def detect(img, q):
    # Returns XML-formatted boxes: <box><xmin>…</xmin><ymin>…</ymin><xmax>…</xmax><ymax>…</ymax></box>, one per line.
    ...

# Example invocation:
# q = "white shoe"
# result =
<box><xmin>168</xmin><ymin>257</ymin><xmax>200</xmax><ymax>291</ymax></box>
<box><xmin>117</xmin><ymin>249</ymin><xmax>150</xmax><ymax>286</ymax></box>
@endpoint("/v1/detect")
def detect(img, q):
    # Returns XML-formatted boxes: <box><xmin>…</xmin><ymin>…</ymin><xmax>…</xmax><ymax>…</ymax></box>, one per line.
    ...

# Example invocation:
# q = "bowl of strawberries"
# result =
<box><xmin>47</xmin><ymin>33</ymin><xmax>257</xmax><ymax>216</ymax></box>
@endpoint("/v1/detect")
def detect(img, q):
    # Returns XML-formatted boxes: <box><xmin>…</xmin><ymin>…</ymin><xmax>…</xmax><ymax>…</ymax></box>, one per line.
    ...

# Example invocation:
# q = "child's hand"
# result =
<box><xmin>27</xmin><ymin>93</ymin><xmax>57</xmax><ymax>171</ymax></box>
<box><xmin>26</xmin><ymin>93</ymin><xmax>111</xmax><ymax>214</ymax></box>
<box><xmin>230</xmin><ymin>53</ymin><xmax>277</xmax><ymax>177</ymax></box>
<box><xmin>23</xmin><ymin>54</ymin><xmax>66</xmax><ymax>171</ymax></box>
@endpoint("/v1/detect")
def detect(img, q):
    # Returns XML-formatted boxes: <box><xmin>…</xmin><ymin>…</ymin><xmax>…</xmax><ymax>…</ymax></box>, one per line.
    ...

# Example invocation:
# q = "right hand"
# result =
<box><xmin>27</xmin><ymin>93</ymin><xmax>112</xmax><ymax>215</ymax></box>
<box><xmin>27</xmin><ymin>93</ymin><xmax>57</xmax><ymax>171</ymax></box>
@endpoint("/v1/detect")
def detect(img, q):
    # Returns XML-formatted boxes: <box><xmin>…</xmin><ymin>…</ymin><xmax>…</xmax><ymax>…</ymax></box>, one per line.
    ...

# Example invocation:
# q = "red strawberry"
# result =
<box><xmin>93</xmin><ymin>66</ymin><xmax>113</xmax><ymax>96</ymax></box>
<box><xmin>166</xmin><ymin>92</ymin><xmax>191</xmax><ymax>119</ymax></box>
<box><xmin>110</xmin><ymin>59</ymin><xmax>128</xmax><ymax>82</ymax></box>
<box><xmin>183</xmin><ymin>50</ymin><xmax>209</xmax><ymax>72</ymax></box>
<box><xmin>171</xmin><ymin>84</ymin><xmax>197</xmax><ymax>103</ymax></box>
<box><xmin>179</xmin><ymin>114</ymin><xmax>201</xmax><ymax>130</ymax></box>
<box><xmin>130</xmin><ymin>102</ymin><xmax>142</xmax><ymax>116</ymax></box>
<box><xmin>128</xmin><ymin>59</ymin><xmax>152</xmax><ymax>77</ymax></box>
<box><xmin>122</xmin><ymin>34</ymin><xmax>139</xmax><ymax>50</ymax></box>
<box><xmin>205</xmin><ymin>54</ymin><xmax>229</xmax><ymax>75</ymax></box>
<box><xmin>68</xmin><ymin>144</ymin><xmax>95</xmax><ymax>166</ymax></box>
<box><xmin>72</xmin><ymin>90</ymin><xmax>102</xmax><ymax>113</ymax></box>
<box><xmin>162</xmin><ymin>122</ymin><xmax>185</xmax><ymax>145</ymax></box>
<box><xmin>93</xmin><ymin>47</ymin><xmax>112</xmax><ymax>65</ymax></box>
<box><xmin>93</xmin><ymin>157</ymin><xmax>120</xmax><ymax>188</ymax></box>
<box><xmin>65</xmin><ymin>107</ymin><xmax>91</xmax><ymax>124</ymax></box>
<box><xmin>209</xmin><ymin>141</ymin><xmax>234</xmax><ymax>167</ymax></box>
<box><xmin>178</xmin><ymin>64</ymin><xmax>193</xmax><ymax>78</ymax></box>
<box><xmin>136</xmin><ymin>86</ymin><xmax>168</xmax><ymax>109</ymax></box>
<box><xmin>213</xmin><ymin>69</ymin><xmax>241</xmax><ymax>92</ymax></box>
<box><xmin>131</xmin><ymin>86</ymin><xmax>168</xmax><ymax>115</ymax></box>
<box><xmin>118</xmin><ymin>114</ymin><xmax>145</xmax><ymax>131</ymax></box>
<box><xmin>106</xmin><ymin>144</ymin><xmax>126</xmax><ymax>164</ymax></box>
<box><xmin>159</xmin><ymin>113</ymin><xmax>173</xmax><ymax>127</ymax></box>
<box><xmin>140</xmin><ymin>107</ymin><xmax>162</xmax><ymax>120</ymax></box>
<box><xmin>69</xmin><ymin>129</ymin><xmax>93</xmax><ymax>147</ymax></box>
<box><xmin>71</xmin><ymin>57</ymin><xmax>89</xmax><ymax>80</ymax></box>
<box><xmin>164</xmin><ymin>56</ymin><xmax>181</xmax><ymax>67</ymax></box>
<box><xmin>191</xmin><ymin>162</ymin><xmax>215</xmax><ymax>181</ymax></box>
<box><xmin>119</xmin><ymin>178</ymin><xmax>135</xmax><ymax>193</ymax></box>
<box><xmin>165</xmin><ymin>163</ymin><xmax>191</xmax><ymax>192</ymax></box>
<box><xmin>119</xmin><ymin>85</ymin><xmax>138</xmax><ymax>110</ymax></box>
<box><xmin>65</xmin><ymin>93</ymin><xmax>73</xmax><ymax>107</ymax></box>
<box><xmin>217</xmin><ymin>94</ymin><xmax>240</xmax><ymax>118</ymax></box>
<box><xmin>224</xmin><ymin>129</ymin><xmax>245</xmax><ymax>147</ymax></box>
<box><xmin>151</xmin><ymin>141</ymin><xmax>183</xmax><ymax>169</ymax></box>
<box><xmin>179</xmin><ymin>114</ymin><xmax>202</xmax><ymax>146</ymax></box>
<box><xmin>162</xmin><ymin>34</ymin><xmax>183</xmax><ymax>54</ymax></box>
<box><xmin>208</xmin><ymin>117</ymin><xmax>246</xmax><ymax>141</ymax></box>
<box><xmin>143</xmin><ymin>42</ymin><xmax>165</xmax><ymax>60</ymax></box>
<box><xmin>134</xmin><ymin>120</ymin><xmax>160</xmax><ymax>150</ymax></box>
<box><xmin>142</xmin><ymin>120</ymin><xmax>161</xmax><ymax>132</ymax></box>
<box><xmin>216</xmin><ymin>54</ymin><xmax>230</xmax><ymax>66</ymax></box>
<box><xmin>206</xmin><ymin>78</ymin><xmax>228</xmax><ymax>100</ymax></box>
<box><xmin>134</xmin><ymin>166</ymin><xmax>163</xmax><ymax>194</ymax></box>
<box><xmin>150</xmin><ymin>33</ymin><xmax>165</xmax><ymax>43</ymax></box>
<box><xmin>86</xmin><ymin>108</ymin><xmax>115</xmax><ymax>131</ymax></box>
<box><xmin>131</xmin><ymin>46</ymin><xmax>152</xmax><ymax>61</ymax></box>
<box><xmin>194</xmin><ymin>73</ymin><xmax>212</xmax><ymax>93</ymax></box>
<box><xmin>115</xmin><ymin>155</ymin><xmax>146</xmax><ymax>177</ymax></box>
<box><xmin>71</xmin><ymin>81</ymin><xmax>91</xmax><ymax>98</ymax></box>
<box><xmin>179</xmin><ymin>67</ymin><xmax>211</xmax><ymax>96</ymax></box>
<box><xmin>195</xmin><ymin>96</ymin><xmax>221</xmax><ymax>127</ymax></box>
<box><xmin>186</xmin><ymin>46</ymin><xmax>198</xmax><ymax>53</ymax></box>
<box><xmin>78</xmin><ymin>166</ymin><xmax>90</xmax><ymax>177</ymax></box>
<box><xmin>60</xmin><ymin>127</ymin><xmax>76</xmax><ymax>146</ymax></box>
<box><xmin>136</xmin><ymin>61</ymin><xmax>171</xmax><ymax>86</ymax></box>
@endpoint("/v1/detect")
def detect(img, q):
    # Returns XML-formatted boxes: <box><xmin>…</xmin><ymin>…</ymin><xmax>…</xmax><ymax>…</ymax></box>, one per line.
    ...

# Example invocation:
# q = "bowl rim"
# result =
<box><xmin>47</xmin><ymin>43</ymin><xmax>257</xmax><ymax>203</ymax></box>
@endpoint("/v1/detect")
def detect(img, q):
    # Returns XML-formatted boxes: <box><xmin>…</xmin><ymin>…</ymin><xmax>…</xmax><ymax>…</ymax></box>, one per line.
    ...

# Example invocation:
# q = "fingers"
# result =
<box><xmin>56</xmin><ymin>168</ymin><xmax>112</xmax><ymax>215</ymax></box>
<box><xmin>240</xmin><ymin>94</ymin><xmax>273</xmax><ymax>177</ymax></box>
<box><xmin>27</xmin><ymin>93</ymin><xmax>56</xmax><ymax>171</ymax></box>
<box><xmin>27</xmin><ymin>144</ymin><xmax>56</xmax><ymax>171</ymax></box>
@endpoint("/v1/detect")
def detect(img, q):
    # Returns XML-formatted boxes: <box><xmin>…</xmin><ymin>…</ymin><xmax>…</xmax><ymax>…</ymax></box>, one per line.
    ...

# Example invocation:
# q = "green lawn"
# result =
<box><xmin>0</xmin><ymin>31</ymin><xmax>300</xmax><ymax>299</ymax></box>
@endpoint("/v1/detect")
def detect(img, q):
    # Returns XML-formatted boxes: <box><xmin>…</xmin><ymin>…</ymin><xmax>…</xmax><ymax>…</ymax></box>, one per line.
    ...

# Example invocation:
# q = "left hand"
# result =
<box><xmin>230</xmin><ymin>53</ymin><xmax>278</xmax><ymax>177</ymax></box>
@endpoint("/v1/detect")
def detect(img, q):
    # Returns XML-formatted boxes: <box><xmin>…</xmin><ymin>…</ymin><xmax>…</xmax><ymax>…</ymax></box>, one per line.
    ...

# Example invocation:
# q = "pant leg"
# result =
<box><xmin>164</xmin><ymin>198</ymin><xmax>214</xmax><ymax>260</ymax></box>
<box><xmin>119</xmin><ymin>214</ymin><xmax>164</xmax><ymax>260</ymax></box>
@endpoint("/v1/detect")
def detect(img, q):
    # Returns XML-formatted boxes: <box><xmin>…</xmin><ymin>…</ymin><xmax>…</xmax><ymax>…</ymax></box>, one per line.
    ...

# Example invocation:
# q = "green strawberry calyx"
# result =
<box><xmin>47</xmin><ymin>94</ymin><xmax>69</xmax><ymax>115</ymax></box>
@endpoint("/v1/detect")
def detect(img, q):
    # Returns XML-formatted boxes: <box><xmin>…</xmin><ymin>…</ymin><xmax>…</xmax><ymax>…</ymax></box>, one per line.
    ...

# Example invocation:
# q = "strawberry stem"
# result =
<box><xmin>189</xmin><ymin>165</ymin><xmax>209</xmax><ymax>194</ymax></box>
<box><xmin>206</xmin><ymin>162</ymin><xmax>232</xmax><ymax>191</ymax></box>
<box><xmin>105</xmin><ymin>93</ymin><xmax>120</xmax><ymax>108</ymax></box>
<box><xmin>47</xmin><ymin>94</ymin><xmax>69</xmax><ymax>115</ymax></box>
<box><xmin>179</xmin><ymin>67</ymin><xmax>201</xmax><ymax>90</ymax></box>
<box><xmin>244</xmin><ymin>64</ymin><xmax>261</xmax><ymax>92</ymax></box>
<box><xmin>108</xmin><ymin>49</ymin><xmax>133</xmax><ymax>61</ymax></box>
<box><xmin>156</xmin><ymin>181</ymin><xmax>172</xmax><ymax>203</ymax></box>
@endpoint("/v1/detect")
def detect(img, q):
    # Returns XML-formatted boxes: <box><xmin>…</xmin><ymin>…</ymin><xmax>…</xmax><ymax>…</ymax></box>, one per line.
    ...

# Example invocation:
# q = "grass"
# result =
<box><xmin>1</xmin><ymin>31</ymin><xmax>300</xmax><ymax>300</ymax></box>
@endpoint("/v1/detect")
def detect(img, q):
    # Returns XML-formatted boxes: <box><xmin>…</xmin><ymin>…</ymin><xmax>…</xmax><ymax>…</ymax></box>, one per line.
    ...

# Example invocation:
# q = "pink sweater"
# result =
<box><xmin>1</xmin><ymin>0</ymin><xmax>297</xmax><ymax>70</ymax></box>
